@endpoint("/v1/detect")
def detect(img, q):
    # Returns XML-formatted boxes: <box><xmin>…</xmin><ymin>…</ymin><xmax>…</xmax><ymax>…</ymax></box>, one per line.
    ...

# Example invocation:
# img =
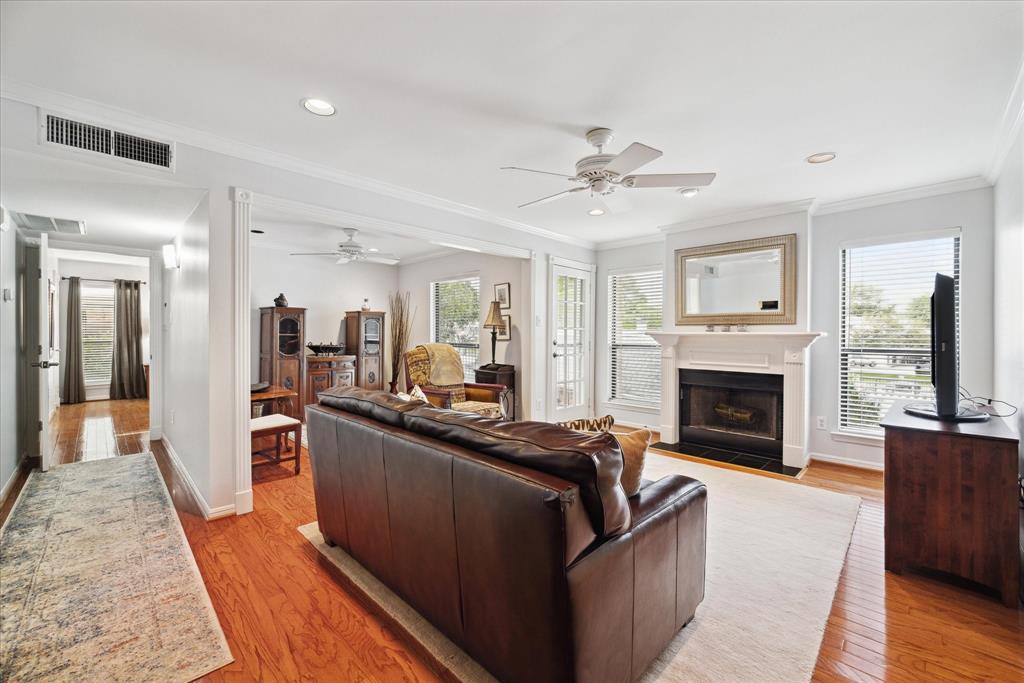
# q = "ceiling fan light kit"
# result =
<box><xmin>503</xmin><ymin>127</ymin><xmax>716</xmax><ymax>210</ymax></box>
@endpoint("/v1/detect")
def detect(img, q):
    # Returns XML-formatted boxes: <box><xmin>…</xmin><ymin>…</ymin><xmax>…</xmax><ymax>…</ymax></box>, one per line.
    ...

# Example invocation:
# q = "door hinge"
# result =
<box><xmin>38</xmin><ymin>420</ymin><xmax>43</xmax><ymax>432</ymax></box>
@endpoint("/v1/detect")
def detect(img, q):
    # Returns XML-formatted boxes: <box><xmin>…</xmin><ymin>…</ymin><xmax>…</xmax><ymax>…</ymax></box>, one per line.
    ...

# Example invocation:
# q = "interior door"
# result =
<box><xmin>548</xmin><ymin>261</ymin><xmax>594</xmax><ymax>422</ymax></box>
<box><xmin>34</xmin><ymin>233</ymin><xmax>54</xmax><ymax>471</ymax></box>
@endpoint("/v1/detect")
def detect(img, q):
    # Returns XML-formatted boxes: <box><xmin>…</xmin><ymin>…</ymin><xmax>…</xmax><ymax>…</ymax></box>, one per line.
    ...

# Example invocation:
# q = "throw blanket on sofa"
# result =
<box><xmin>423</xmin><ymin>343</ymin><xmax>464</xmax><ymax>386</ymax></box>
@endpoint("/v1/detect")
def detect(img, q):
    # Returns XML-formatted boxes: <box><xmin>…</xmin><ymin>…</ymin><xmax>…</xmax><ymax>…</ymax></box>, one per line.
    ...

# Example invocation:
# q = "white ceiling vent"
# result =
<box><xmin>11</xmin><ymin>211</ymin><xmax>87</xmax><ymax>235</ymax></box>
<box><xmin>42</xmin><ymin>113</ymin><xmax>174</xmax><ymax>170</ymax></box>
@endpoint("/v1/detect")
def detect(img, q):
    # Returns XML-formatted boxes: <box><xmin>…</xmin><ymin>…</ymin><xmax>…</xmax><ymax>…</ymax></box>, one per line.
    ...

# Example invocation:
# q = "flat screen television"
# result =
<box><xmin>903</xmin><ymin>273</ymin><xmax>987</xmax><ymax>421</ymax></box>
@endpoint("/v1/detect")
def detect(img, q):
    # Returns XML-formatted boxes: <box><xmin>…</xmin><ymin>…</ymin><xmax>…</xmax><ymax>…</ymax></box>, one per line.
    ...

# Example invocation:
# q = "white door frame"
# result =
<box><xmin>35</xmin><ymin>233</ymin><xmax>52</xmax><ymax>471</ymax></box>
<box><xmin>546</xmin><ymin>255</ymin><xmax>596</xmax><ymax>422</ymax></box>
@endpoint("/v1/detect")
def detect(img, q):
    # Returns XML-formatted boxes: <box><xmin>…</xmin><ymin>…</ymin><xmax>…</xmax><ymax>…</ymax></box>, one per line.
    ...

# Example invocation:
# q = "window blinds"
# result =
<box><xmin>839</xmin><ymin>234</ymin><xmax>960</xmax><ymax>435</ymax></box>
<box><xmin>81</xmin><ymin>283</ymin><xmax>115</xmax><ymax>385</ymax></box>
<box><xmin>609</xmin><ymin>270</ymin><xmax>662</xmax><ymax>406</ymax></box>
<box><xmin>431</xmin><ymin>276</ymin><xmax>481</xmax><ymax>370</ymax></box>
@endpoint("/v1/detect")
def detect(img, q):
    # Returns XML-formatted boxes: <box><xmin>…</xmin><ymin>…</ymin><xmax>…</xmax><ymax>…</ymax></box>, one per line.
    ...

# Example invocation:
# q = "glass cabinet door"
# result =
<box><xmin>278</xmin><ymin>317</ymin><xmax>300</xmax><ymax>355</ymax></box>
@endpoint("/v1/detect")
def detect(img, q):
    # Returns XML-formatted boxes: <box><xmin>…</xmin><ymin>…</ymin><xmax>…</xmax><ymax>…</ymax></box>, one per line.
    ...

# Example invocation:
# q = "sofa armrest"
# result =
<box><xmin>465</xmin><ymin>382</ymin><xmax>506</xmax><ymax>403</ymax></box>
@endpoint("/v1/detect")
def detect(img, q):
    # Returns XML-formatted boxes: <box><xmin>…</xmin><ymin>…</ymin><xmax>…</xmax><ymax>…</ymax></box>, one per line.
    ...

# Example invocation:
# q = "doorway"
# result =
<box><xmin>547</xmin><ymin>257</ymin><xmax>595</xmax><ymax>423</ymax></box>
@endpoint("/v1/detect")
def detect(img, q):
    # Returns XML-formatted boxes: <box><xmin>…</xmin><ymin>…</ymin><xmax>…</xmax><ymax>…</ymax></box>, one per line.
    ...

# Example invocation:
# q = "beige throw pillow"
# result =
<box><xmin>586</xmin><ymin>428</ymin><xmax>651</xmax><ymax>497</ymax></box>
<box><xmin>409</xmin><ymin>385</ymin><xmax>431</xmax><ymax>404</ymax></box>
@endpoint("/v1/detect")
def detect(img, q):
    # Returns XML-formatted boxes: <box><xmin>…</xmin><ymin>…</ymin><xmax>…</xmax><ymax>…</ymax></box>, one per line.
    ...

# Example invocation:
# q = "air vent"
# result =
<box><xmin>11</xmin><ymin>211</ymin><xmax>86</xmax><ymax>235</ymax></box>
<box><xmin>43</xmin><ymin>114</ymin><xmax>173</xmax><ymax>170</ymax></box>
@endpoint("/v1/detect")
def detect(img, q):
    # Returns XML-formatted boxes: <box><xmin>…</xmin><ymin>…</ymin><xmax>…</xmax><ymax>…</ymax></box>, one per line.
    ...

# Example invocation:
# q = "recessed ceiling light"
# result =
<box><xmin>250</xmin><ymin>228</ymin><xmax>264</xmax><ymax>234</ymax></box>
<box><xmin>806</xmin><ymin>152</ymin><xmax>836</xmax><ymax>164</ymax></box>
<box><xmin>588</xmin><ymin>208</ymin><xmax>605</xmax><ymax>216</ymax></box>
<box><xmin>301</xmin><ymin>98</ymin><xmax>336</xmax><ymax>116</ymax></box>
<box><xmin>678</xmin><ymin>188</ymin><xmax>699</xmax><ymax>198</ymax></box>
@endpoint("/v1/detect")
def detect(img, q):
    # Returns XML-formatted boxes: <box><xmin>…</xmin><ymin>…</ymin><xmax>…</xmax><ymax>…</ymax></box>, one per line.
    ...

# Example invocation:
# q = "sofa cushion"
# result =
<box><xmin>403</xmin><ymin>404</ymin><xmax>631</xmax><ymax>538</ymax></box>
<box><xmin>317</xmin><ymin>385</ymin><xmax>418</xmax><ymax>427</ymax></box>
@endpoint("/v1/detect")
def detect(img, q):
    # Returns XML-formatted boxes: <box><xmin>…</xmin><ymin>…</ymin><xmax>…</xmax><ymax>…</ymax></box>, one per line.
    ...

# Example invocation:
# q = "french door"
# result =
<box><xmin>548</xmin><ymin>259</ymin><xmax>594</xmax><ymax>422</ymax></box>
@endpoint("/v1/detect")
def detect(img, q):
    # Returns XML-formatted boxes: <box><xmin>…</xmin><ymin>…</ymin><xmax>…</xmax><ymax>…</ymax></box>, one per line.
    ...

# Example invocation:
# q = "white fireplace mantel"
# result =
<box><xmin>647</xmin><ymin>330</ymin><xmax>825</xmax><ymax>470</ymax></box>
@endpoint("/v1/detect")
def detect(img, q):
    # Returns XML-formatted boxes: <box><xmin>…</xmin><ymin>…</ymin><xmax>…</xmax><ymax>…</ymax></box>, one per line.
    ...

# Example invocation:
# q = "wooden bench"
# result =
<box><xmin>251</xmin><ymin>414</ymin><xmax>301</xmax><ymax>474</ymax></box>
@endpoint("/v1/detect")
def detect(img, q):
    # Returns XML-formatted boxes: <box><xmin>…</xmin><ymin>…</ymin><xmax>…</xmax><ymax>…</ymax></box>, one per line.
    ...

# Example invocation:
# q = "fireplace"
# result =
<box><xmin>678</xmin><ymin>369</ymin><xmax>783</xmax><ymax>459</ymax></box>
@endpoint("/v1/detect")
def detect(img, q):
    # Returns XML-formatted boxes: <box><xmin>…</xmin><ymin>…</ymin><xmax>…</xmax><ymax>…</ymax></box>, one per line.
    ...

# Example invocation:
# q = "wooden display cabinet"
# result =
<box><xmin>306</xmin><ymin>354</ymin><xmax>357</xmax><ymax>407</ymax></box>
<box><xmin>344</xmin><ymin>310</ymin><xmax>385</xmax><ymax>391</ymax></box>
<box><xmin>259</xmin><ymin>306</ymin><xmax>306</xmax><ymax>419</ymax></box>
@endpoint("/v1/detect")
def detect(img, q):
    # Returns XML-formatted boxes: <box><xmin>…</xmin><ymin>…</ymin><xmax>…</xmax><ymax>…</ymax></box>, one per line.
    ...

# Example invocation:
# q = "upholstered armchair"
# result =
<box><xmin>403</xmin><ymin>343</ymin><xmax>507</xmax><ymax>418</ymax></box>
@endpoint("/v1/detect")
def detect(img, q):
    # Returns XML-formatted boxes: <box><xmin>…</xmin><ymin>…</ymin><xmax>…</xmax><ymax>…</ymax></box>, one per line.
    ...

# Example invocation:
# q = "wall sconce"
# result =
<box><xmin>162</xmin><ymin>243</ymin><xmax>179</xmax><ymax>269</ymax></box>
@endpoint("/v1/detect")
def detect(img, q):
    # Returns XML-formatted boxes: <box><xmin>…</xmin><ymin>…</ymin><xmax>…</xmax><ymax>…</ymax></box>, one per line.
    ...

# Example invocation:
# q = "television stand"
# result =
<box><xmin>902</xmin><ymin>401</ymin><xmax>989</xmax><ymax>422</ymax></box>
<box><xmin>882</xmin><ymin>400</ymin><xmax>1021</xmax><ymax>608</ymax></box>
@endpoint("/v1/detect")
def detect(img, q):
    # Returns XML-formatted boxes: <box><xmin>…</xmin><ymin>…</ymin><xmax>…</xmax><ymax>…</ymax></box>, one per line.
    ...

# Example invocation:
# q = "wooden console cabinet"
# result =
<box><xmin>881</xmin><ymin>400</ymin><xmax>1021</xmax><ymax>607</ymax></box>
<box><xmin>259</xmin><ymin>306</ymin><xmax>306</xmax><ymax>419</ymax></box>
<box><xmin>344</xmin><ymin>310</ymin><xmax>385</xmax><ymax>391</ymax></box>
<box><xmin>306</xmin><ymin>354</ymin><xmax>356</xmax><ymax>407</ymax></box>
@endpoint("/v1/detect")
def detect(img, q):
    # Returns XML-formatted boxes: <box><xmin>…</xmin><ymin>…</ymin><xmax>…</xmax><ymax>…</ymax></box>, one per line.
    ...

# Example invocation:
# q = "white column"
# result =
<box><xmin>231</xmin><ymin>187</ymin><xmax>253</xmax><ymax>515</ymax></box>
<box><xmin>782</xmin><ymin>345</ymin><xmax>809</xmax><ymax>469</ymax></box>
<box><xmin>659</xmin><ymin>342</ymin><xmax>678</xmax><ymax>443</ymax></box>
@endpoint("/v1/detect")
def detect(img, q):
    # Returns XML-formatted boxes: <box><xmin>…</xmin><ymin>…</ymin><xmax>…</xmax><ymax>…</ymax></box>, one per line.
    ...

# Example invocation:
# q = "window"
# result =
<box><xmin>431</xmin><ymin>276</ymin><xmax>481</xmax><ymax>369</ymax></box>
<box><xmin>609</xmin><ymin>269</ymin><xmax>663</xmax><ymax>406</ymax></box>
<box><xmin>839</xmin><ymin>233</ymin><xmax>960</xmax><ymax>435</ymax></box>
<box><xmin>81</xmin><ymin>282</ymin><xmax>115</xmax><ymax>385</ymax></box>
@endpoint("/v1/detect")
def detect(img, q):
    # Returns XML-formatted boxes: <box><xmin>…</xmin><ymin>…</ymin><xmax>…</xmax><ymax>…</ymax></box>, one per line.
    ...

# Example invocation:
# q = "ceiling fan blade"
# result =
<box><xmin>362</xmin><ymin>255</ymin><xmax>400</xmax><ymax>266</ymax></box>
<box><xmin>622</xmin><ymin>172</ymin><xmax>716</xmax><ymax>188</ymax></box>
<box><xmin>290</xmin><ymin>251</ymin><xmax>340</xmax><ymax>256</ymax></box>
<box><xmin>599</xmin><ymin>192</ymin><xmax>632</xmax><ymax>214</ymax></box>
<box><xmin>518</xmin><ymin>186</ymin><xmax>586</xmax><ymax>208</ymax></box>
<box><xmin>603</xmin><ymin>142</ymin><xmax>663</xmax><ymax>176</ymax></box>
<box><xmin>501</xmin><ymin>166</ymin><xmax>581</xmax><ymax>182</ymax></box>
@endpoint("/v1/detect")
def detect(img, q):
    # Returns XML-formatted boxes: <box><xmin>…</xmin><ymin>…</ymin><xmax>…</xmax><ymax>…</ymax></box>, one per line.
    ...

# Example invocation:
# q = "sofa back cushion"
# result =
<box><xmin>317</xmin><ymin>385</ymin><xmax>417</xmax><ymax>427</ymax></box>
<box><xmin>403</xmin><ymin>404</ymin><xmax>630</xmax><ymax>537</ymax></box>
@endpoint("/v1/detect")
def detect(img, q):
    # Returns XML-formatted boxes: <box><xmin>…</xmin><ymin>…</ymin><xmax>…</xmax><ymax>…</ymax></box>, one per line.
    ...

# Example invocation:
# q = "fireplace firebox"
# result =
<box><xmin>678</xmin><ymin>369</ymin><xmax>784</xmax><ymax>459</ymax></box>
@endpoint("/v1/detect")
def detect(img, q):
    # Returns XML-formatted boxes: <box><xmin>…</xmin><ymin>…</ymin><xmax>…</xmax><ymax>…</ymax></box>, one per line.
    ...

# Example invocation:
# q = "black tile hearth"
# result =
<box><xmin>651</xmin><ymin>441</ymin><xmax>803</xmax><ymax>478</ymax></box>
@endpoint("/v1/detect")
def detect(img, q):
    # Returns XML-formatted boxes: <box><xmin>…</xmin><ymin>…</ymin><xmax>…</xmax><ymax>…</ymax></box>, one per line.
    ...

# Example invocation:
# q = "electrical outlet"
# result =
<box><xmin>815</xmin><ymin>416</ymin><xmax>827</xmax><ymax>430</ymax></box>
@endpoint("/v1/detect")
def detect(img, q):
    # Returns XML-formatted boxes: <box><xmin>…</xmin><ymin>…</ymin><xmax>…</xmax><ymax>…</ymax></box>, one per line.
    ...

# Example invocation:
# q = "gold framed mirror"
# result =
<box><xmin>675</xmin><ymin>233</ymin><xmax>796</xmax><ymax>325</ymax></box>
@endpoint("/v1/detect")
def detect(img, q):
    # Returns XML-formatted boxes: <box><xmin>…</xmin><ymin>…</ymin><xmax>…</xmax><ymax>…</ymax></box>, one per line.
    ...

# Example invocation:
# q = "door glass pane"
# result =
<box><xmin>554</xmin><ymin>272</ymin><xmax>588</xmax><ymax>410</ymax></box>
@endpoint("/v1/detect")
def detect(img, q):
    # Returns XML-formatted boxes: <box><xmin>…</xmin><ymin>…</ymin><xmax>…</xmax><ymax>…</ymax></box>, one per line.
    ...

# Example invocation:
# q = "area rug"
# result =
<box><xmin>0</xmin><ymin>453</ymin><xmax>233</xmax><ymax>682</ymax></box>
<box><xmin>299</xmin><ymin>451</ymin><xmax>860</xmax><ymax>682</ymax></box>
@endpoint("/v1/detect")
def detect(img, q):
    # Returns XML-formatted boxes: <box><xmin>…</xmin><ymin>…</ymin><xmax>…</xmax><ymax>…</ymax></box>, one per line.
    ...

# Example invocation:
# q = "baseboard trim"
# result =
<box><xmin>809</xmin><ymin>451</ymin><xmax>884</xmax><ymax>471</ymax></box>
<box><xmin>161</xmin><ymin>436</ymin><xmax>235</xmax><ymax>520</ymax></box>
<box><xmin>0</xmin><ymin>457</ymin><xmax>27</xmax><ymax>506</ymax></box>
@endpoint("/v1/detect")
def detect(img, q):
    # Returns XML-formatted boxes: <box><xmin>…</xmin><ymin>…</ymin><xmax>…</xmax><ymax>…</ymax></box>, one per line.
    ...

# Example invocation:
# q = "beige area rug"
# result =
<box><xmin>0</xmin><ymin>453</ymin><xmax>233</xmax><ymax>682</ymax></box>
<box><xmin>299</xmin><ymin>451</ymin><xmax>860</xmax><ymax>682</ymax></box>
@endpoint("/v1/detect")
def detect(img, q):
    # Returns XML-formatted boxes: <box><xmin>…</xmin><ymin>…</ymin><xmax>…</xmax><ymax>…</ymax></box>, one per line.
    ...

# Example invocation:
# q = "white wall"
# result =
<box><xmin>249</xmin><ymin>243</ymin><xmax>398</xmax><ymax>382</ymax></box>
<box><xmin>993</xmin><ymin>128</ymin><xmax>1023</xmax><ymax>446</ymax></box>
<box><xmin>398</xmin><ymin>251</ymin><xmax>527</xmax><ymax>415</ymax></box>
<box><xmin>57</xmin><ymin>257</ymin><xmax>150</xmax><ymax>401</ymax></box>
<box><xmin>162</xmin><ymin>196</ymin><xmax>213</xmax><ymax>507</ymax></box>
<box><xmin>0</xmin><ymin>209</ymin><xmax>19</xmax><ymax>501</ymax></box>
<box><xmin>808</xmin><ymin>187</ymin><xmax>995</xmax><ymax>468</ymax></box>
<box><xmin>595</xmin><ymin>240</ymin><xmax>666</xmax><ymax>428</ymax></box>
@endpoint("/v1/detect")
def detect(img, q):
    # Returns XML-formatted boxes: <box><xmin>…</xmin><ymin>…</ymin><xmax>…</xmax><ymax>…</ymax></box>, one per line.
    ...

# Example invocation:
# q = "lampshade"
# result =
<box><xmin>483</xmin><ymin>301</ymin><xmax>503</xmax><ymax>328</ymax></box>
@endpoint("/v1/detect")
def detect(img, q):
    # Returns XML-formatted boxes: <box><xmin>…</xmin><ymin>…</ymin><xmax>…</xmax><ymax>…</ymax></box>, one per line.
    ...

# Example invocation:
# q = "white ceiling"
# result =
<box><xmin>0</xmin><ymin>150</ymin><xmax>205</xmax><ymax>250</ymax></box>
<box><xmin>251</xmin><ymin>205</ymin><xmax>454</xmax><ymax>262</ymax></box>
<box><xmin>1</xmin><ymin>2</ymin><xmax>1021</xmax><ymax>244</ymax></box>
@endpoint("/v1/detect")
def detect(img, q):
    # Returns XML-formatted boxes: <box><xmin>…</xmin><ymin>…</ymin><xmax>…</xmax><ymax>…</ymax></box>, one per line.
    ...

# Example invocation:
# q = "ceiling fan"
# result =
<box><xmin>501</xmin><ymin>128</ymin><xmax>716</xmax><ymax>212</ymax></box>
<box><xmin>289</xmin><ymin>228</ymin><xmax>400</xmax><ymax>265</ymax></box>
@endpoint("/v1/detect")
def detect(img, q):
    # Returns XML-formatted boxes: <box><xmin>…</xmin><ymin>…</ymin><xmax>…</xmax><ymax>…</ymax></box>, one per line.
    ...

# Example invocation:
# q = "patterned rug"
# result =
<box><xmin>0</xmin><ymin>453</ymin><xmax>233</xmax><ymax>682</ymax></box>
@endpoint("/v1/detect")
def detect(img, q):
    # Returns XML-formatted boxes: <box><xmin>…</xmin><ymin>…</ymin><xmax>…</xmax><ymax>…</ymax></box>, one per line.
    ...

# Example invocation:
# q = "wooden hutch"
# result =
<box><xmin>258</xmin><ymin>306</ymin><xmax>306</xmax><ymax>419</ymax></box>
<box><xmin>344</xmin><ymin>310</ymin><xmax>385</xmax><ymax>391</ymax></box>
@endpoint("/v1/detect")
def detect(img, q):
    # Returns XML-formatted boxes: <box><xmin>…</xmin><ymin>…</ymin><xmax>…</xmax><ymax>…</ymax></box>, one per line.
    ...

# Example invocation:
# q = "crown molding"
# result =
<box><xmin>0</xmin><ymin>79</ymin><xmax>595</xmax><ymax>251</ymax></box>
<box><xmin>813</xmin><ymin>176</ymin><xmax>990</xmax><ymax>216</ymax></box>
<box><xmin>659</xmin><ymin>199</ymin><xmax>814</xmax><ymax>234</ymax></box>
<box><xmin>987</xmin><ymin>59</ymin><xmax>1024</xmax><ymax>183</ymax></box>
<box><xmin>594</xmin><ymin>232</ymin><xmax>665</xmax><ymax>251</ymax></box>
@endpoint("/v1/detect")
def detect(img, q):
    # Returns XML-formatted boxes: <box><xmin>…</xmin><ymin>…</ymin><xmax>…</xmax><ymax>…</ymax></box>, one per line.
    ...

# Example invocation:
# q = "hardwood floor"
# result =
<box><xmin>47</xmin><ymin>398</ymin><xmax>151</xmax><ymax>464</ymax></box>
<box><xmin>3</xmin><ymin>400</ymin><xmax>1021</xmax><ymax>682</ymax></box>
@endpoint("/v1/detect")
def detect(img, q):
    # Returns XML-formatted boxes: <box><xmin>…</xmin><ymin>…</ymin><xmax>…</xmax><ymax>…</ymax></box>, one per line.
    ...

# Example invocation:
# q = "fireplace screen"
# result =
<box><xmin>679</xmin><ymin>369</ymin><xmax>784</xmax><ymax>458</ymax></box>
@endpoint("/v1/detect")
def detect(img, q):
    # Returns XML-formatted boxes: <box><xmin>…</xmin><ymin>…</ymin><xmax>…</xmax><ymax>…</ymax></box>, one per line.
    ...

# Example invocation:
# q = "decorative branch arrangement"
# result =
<box><xmin>388</xmin><ymin>290</ymin><xmax>414</xmax><ymax>393</ymax></box>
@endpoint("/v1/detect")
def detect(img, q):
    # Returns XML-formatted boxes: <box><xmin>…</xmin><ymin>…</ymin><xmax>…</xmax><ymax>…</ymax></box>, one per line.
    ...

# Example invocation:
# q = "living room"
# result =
<box><xmin>0</xmin><ymin>2</ymin><xmax>1021</xmax><ymax>682</ymax></box>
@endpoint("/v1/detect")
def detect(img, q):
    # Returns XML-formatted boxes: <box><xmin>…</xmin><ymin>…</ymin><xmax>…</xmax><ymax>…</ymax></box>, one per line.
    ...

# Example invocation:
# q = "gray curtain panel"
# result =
<box><xmin>61</xmin><ymin>276</ymin><xmax>87</xmax><ymax>404</ymax></box>
<box><xmin>110</xmin><ymin>279</ymin><xmax>148</xmax><ymax>400</ymax></box>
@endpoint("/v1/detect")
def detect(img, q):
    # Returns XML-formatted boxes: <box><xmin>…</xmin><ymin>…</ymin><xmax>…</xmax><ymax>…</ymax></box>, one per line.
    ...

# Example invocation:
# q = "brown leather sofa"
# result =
<box><xmin>306</xmin><ymin>386</ymin><xmax>707</xmax><ymax>683</ymax></box>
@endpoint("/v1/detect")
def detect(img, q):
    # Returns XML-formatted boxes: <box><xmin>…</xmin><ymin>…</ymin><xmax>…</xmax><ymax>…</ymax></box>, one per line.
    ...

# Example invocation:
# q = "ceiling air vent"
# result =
<box><xmin>43</xmin><ymin>114</ymin><xmax>174</xmax><ymax>170</ymax></box>
<box><xmin>11</xmin><ymin>211</ymin><xmax>86</xmax><ymax>235</ymax></box>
